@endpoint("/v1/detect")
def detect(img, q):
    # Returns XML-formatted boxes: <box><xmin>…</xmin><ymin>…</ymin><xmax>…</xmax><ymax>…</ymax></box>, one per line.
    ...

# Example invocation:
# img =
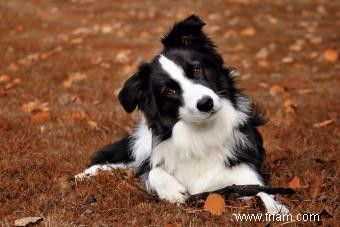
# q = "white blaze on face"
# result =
<box><xmin>158</xmin><ymin>55</ymin><xmax>221</xmax><ymax>123</ymax></box>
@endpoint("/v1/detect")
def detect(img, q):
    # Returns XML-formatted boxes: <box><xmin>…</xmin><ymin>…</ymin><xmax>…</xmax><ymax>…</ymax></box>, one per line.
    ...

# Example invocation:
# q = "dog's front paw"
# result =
<box><xmin>148</xmin><ymin>167</ymin><xmax>189</xmax><ymax>204</ymax></box>
<box><xmin>156</xmin><ymin>180</ymin><xmax>189</xmax><ymax>203</ymax></box>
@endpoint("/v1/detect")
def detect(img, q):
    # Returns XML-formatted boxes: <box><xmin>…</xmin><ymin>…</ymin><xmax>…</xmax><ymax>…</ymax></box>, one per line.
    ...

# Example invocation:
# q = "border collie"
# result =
<box><xmin>76</xmin><ymin>15</ymin><xmax>289</xmax><ymax>214</ymax></box>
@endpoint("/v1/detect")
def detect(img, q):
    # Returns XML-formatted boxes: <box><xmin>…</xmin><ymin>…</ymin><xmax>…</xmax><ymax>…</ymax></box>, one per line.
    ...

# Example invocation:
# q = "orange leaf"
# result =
<box><xmin>323</xmin><ymin>49</ymin><xmax>338</xmax><ymax>62</ymax></box>
<box><xmin>8</xmin><ymin>62</ymin><xmax>18</xmax><ymax>72</ymax></box>
<box><xmin>313</xmin><ymin>173</ymin><xmax>323</xmax><ymax>195</ymax></box>
<box><xmin>284</xmin><ymin>99</ymin><xmax>297</xmax><ymax>108</ymax></box>
<box><xmin>0</xmin><ymin>75</ymin><xmax>11</xmax><ymax>84</ymax></box>
<box><xmin>164</xmin><ymin>224</ymin><xmax>181</xmax><ymax>227</ymax></box>
<box><xmin>31</xmin><ymin>111</ymin><xmax>52</xmax><ymax>122</ymax></box>
<box><xmin>257</xmin><ymin>59</ymin><xmax>269</xmax><ymax>67</ymax></box>
<box><xmin>240</xmin><ymin>27</ymin><xmax>256</xmax><ymax>37</ymax></box>
<box><xmin>203</xmin><ymin>193</ymin><xmax>225</xmax><ymax>216</ymax></box>
<box><xmin>269</xmin><ymin>85</ymin><xmax>286</xmax><ymax>97</ymax></box>
<box><xmin>288</xmin><ymin>176</ymin><xmax>301</xmax><ymax>189</ymax></box>
<box><xmin>64</xmin><ymin>111</ymin><xmax>89</xmax><ymax>121</ymax></box>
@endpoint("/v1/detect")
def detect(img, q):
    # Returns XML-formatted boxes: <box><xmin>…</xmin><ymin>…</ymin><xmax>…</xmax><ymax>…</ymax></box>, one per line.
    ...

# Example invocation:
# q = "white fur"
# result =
<box><xmin>75</xmin><ymin>163</ymin><xmax>126</xmax><ymax>180</ymax></box>
<box><xmin>146</xmin><ymin>167</ymin><xmax>188</xmax><ymax>203</ymax></box>
<box><xmin>129</xmin><ymin>115</ymin><xmax>153</xmax><ymax>168</ymax></box>
<box><xmin>150</xmin><ymin>99</ymin><xmax>259</xmax><ymax>193</ymax></box>
<box><xmin>159</xmin><ymin>55</ymin><xmax>221</xmax><ymax>123</ymax></box>
<box><xmin>257</xmin><ymin>192</ymin><xmax>290</xmax><ymax>214</ymax></box>
<box><xmin>76</xmin><ymin>55</ymin><xmax>289</xmax><ymax>214</ymax></box>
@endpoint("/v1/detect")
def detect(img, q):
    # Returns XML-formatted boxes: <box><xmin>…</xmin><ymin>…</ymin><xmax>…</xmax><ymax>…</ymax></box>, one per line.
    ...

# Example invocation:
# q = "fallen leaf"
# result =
<box><xmin>21</xmin><ymin>101</ymin><xmax>50</xmax><ymax>113</ymax></box>
<box><xmin>289</xmin><ymin>43</ymin><xmax>302</xmax><ymax>52</ymax></box>
<box><xmin>87</xmin><ymin>120</ymin><xmax>98</xmax><ymax>129</ymax></box>
<box><xmin>63</xmin><ymin>72</ymin><xmax>87</xmax><ymax>88</ymax></box>
<box><xmin>14</xmin><ymin>217</ymin><xmax>43</xmax><ymax>226</ymax></box>
<box><xmin>4</xmin><ymin>78</ymin><xmax>21</xmax><ymax>90</ymax></box>
<box><xmin>164</xmin><ymin>224</ymin><xmax>181</xmax><ymax>227</ymax></box>
<box><xmin>12</xmin><ymin>78</ymin><xmax>21</xmax><ymax>84</ymax></box>
<box><xmin>323</xmin><ymin>49</ymin><xmax>338</xmax><ymax>62</ymax></box>
<box><xmin>288</xmin><ymin>176</ymin><xmax>301</xmax><ymax>189</ymax></box>
<box><xmin>70</xmin><ymin>38</ymin><xmax>83</xmax><ymax>44</ymax></box>
<box><xmin>72</xmin><ymin>27</ymin><xmax>92</xmax><ymax>35</ymax></box>
<box><xmin>140</xmin><ymin>31</ymin><xmax>151</xmax><ymax>38</ymax></box>
<box><xmin>255</xmin><ymin>47</ymin><xmax>269</xmax><ymax>59</ymax></box>
<box><xmin>0</xmin><ymin>75</ymin><xmax>11</xmax><ymax>84</ymax></box>
<box><xmin>203</xmin><ymin>193</ymin><xmax>225</xmax><ymax>216</ymax></box>
<box><xmin>309</xmin><ymin>36</ymin><xmax>322</xmax><ymax>44</ymax></box>
<box><xmin>298</xmin><ymin>89</ymin><xmax>312</xmax><ymax>94</ymax></box>
<box><xmin>269</xmin><ymin>85</ymin><xmax>286</xmax><ymax>97</ymax></box>
<box><xmin>284</xmin><ymin>99</ymin><xmax>297</xmax><ymax>108</ymax></box>
<box><xmin>115</xmin><ymin>50</ymin><xmax>131</xmax><ymax>64</ymax></box>
<box><xmin>8</xmin><ymin>62</ymin><xmax>18</xmax><ymax>72</ymax></box>
<box><xmin>65</xmin><ymin>111</ymin><xmax>89</xmax><ymax>121</ymax></box>
<box><xmin>31</xmin><ymin>111</ymin><xmax>52</xmax><ymax>122</ymax></box>
<box><xmin>40</xmin><ymin>52</ymin><xmax>49</xmax><ymax>59</ymax></box>
<box><xmin>282</xmin><ymin>56</ymin><xmax>294</xmax><ymax>64</ymax></box>
<box><xmin>257</xmin><ymin>59</ymin><xmax>269</xmax><ymax>67</ymax></box>
<box><xmin>313</xmin><ymin>119</ymin><xmax>334</xmax><ymax>128</ymax></box>
<box><xmin>267</xmin><ymin>16</ymin><xmax>278</xmax><ymax>24</ymax></box>
<box><xmin>284</xmin><ymin>106</ymin><xmax>295</xmax><ymax>114</ymax></box>
<box><xmin>309</xmin><ymin>52</ymin><xmax>318</xmax><ymax>58</ymax></box>
<box><xmin>234</xmin><ymin>43</ymin><xmax>244</xmax><ymax>51</ymax></box>
<box><xmin>91</xmin><ymin>56</ymin><xmax>103</xmax><ymax>65</ymax></box>
<box><xmin>240</xmin><ymin>27</ymin><xmax>256</xmax><ymax>36</ymax></box>
<box><xmin>101</xmin><ymin>24</ymin><xmax>112</xmax><ymax>34</ymax></box>
<box><xmin>312</xmin><ymin>173</ymin><xmax>323</xmax><ymax>197</ymax></box>
<box><xmin>15</xmin><ymin>25</ymin><xmax>24</xmax><ymax>33</ymax></box>
<box><xmin>258</xmin><ymin>82</ymin><xmax>268</xmax><ymax>88</ymax></box>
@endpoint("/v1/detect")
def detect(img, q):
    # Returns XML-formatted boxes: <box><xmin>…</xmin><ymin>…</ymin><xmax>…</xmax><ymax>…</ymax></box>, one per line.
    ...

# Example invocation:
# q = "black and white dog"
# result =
<box><xmin>76</xmin><ymin>15</ymin><xmax>289</xmax><ymax>214</ymax></box>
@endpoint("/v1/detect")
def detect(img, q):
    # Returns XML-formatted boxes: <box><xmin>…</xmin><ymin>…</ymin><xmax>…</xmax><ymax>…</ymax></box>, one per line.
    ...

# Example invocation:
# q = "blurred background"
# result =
<box><xmin>0</xmin><ymin>0</ymin><xmax>338</xmax><ymax>225</ymax></box>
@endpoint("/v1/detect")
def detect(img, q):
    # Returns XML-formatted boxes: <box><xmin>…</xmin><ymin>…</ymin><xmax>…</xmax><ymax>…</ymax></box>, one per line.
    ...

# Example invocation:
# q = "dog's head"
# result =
<box><xmin>119</xmin><ymin>15</ymin><xmax>238</xmax><ymax>138</ymax></box>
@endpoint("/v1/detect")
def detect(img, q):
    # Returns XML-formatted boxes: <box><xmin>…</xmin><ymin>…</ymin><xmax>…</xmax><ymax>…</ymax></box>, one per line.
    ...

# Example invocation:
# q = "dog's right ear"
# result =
<box><xmin>118</xmin><ymin>63</ymin><xmax>150</xmax><ymax>113</ymax></box>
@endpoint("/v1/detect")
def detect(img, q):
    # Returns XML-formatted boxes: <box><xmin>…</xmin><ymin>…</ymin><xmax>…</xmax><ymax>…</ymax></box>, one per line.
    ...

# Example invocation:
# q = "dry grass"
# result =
<box><xmin>0</xmin><ymin>0</ymin><xmax>338</xmax><ymax>225</ymax></box>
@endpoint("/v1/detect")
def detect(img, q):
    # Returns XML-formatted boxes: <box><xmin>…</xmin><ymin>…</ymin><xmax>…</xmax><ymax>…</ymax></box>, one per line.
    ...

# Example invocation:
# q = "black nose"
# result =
<box><xmin>197</xmin><ymin>96</ymin><xmax>214</xmax><ymax>112</ymax></box>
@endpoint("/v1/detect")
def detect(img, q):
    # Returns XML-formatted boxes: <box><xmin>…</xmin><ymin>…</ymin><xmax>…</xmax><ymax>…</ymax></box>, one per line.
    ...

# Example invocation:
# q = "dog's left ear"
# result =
<box><xmin>118</xmin><ymin>63</ymin><xmax>150</xmax><ymax>113</ymax></box>
<box><xmin>161</xmin><ymin>15</ymin><xmax>212</xmax><ymax>49</ymax></box>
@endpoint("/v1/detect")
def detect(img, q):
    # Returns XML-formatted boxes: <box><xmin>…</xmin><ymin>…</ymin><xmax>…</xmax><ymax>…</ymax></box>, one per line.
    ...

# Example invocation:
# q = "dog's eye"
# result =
<box><xmin>193</xmin><ymin>65</ymin><xmax>203</xmax><ymax>78</ymax></box>
<box><xmin>164</xmin><ymin>88</ymin><xmax>176</xmax><ymax>97</ymax></box>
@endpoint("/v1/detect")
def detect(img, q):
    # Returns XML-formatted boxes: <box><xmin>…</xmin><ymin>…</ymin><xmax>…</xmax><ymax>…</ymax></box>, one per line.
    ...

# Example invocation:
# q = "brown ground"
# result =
<box><xmin>0</xmin><ymin>0</ymin><xmax>339</xmax><ymax>226</ymax></box>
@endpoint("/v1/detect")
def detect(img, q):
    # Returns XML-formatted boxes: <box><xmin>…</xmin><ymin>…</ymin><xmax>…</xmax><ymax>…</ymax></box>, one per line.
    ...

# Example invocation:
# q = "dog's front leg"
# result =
<box><xmin>146</xmin><ymin>167</ymin><xmax>188</xmax><ymax>203</ymax></box>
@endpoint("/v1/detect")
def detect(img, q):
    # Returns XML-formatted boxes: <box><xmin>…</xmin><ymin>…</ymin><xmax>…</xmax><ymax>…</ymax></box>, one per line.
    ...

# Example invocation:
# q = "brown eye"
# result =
<box><xmin>165</xmin><ymin>88</ymin><xmax>176</xmax><ymax>97</ymax></box>
<box><xmin>193</xmin><ymin>65</ymin><xmax>203</xmax><ymax>77</ymax></box>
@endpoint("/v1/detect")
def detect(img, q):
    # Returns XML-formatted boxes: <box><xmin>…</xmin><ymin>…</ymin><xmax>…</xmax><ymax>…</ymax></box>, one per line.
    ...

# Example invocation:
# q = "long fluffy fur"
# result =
<box><xmin>76</xmin><ymin>15</ymin><xmax>289</xmax><ymax>214</ymax></box>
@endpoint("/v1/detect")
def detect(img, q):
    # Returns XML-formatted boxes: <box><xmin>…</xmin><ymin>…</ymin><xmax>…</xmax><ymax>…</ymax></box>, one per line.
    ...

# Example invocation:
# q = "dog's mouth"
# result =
<box><xmin>210</xmin><ymin>110</ymin><xmax>218</xmax><ymax>115</ymax></box>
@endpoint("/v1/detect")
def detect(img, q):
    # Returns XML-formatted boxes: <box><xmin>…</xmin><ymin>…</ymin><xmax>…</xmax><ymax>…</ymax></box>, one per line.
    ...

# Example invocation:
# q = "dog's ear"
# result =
<box><xmin>118</xmin><ymin>64</ymin><xmax>150</xmax><ymax>113</ymax></box>
<box><xmin>161</xmin><ymin>15</ymin><xmax>223</xmax><ymax>64</ymax></box>
<box><xmin>161</xmin><ymin>15</ymin><xmax>211</xmax><ymax>49</ymax></box>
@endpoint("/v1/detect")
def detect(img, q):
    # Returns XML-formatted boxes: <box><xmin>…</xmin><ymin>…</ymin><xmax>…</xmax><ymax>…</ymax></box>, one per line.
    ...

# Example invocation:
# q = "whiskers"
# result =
<box><xmin>217</xmin><ymin>90</ymin><xmax>229</xmax><ymax>97</ymax></box>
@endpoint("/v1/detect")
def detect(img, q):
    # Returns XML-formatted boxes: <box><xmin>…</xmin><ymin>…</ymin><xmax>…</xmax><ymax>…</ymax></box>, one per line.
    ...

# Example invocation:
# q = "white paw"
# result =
<box><xmin>266</xmin><ymin>201</ymin><xmax>290</xmax><ymax>214</ymax></box>
<box><xmin>75</xmin><ymin>164</ymin><xmax>126</xmax><ymax>181</ymax></box>
<box><xmin>157</xmin><ymin>180</ymin><xmax>189</xmax><ymax>203</ymax></box>
<box><xmin>257</xmin><ymin>192</ymin><xmax>290</xmax><ymax>214</ymax></box>
<box><xmin>147</xmin><ymin>167</ymin><xmax>189</xmax><ymax>204</ymax></box>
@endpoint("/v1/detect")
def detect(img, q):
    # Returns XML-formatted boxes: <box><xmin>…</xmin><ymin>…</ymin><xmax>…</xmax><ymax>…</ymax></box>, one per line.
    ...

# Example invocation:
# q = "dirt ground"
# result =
<box><xmin>0</xmin><ymin>0</ymin><xmax>339</xmax><ymax>226</ymax></box>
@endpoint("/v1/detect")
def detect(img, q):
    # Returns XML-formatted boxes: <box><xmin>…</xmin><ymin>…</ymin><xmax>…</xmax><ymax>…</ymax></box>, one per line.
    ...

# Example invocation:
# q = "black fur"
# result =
<box><xmin>89</xmin><ymin>15</ymin><xmax>266</xmax><ymax>185</ymax></box>
<box><xmin>90</xmin><ymin>137</ymin><xmax>133</xmax><ymax>166</ymax></box>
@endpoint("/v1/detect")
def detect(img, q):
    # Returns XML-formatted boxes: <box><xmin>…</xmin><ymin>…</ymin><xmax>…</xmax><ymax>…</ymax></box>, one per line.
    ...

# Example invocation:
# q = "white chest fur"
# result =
<box><xmin>150</xmin><ymin>100</ymin><xmax>256</xmax><ymax>194</ymax></box>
